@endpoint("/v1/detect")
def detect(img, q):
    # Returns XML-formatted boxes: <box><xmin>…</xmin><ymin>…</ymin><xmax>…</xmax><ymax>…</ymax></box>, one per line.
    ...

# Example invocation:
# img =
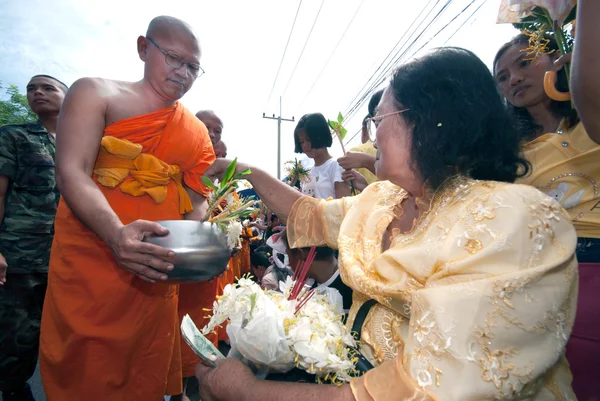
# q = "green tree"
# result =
<box><xmin>0</xmin><ymin>82</ymin><xmax>38</xmax><ymax>126</ymax></box>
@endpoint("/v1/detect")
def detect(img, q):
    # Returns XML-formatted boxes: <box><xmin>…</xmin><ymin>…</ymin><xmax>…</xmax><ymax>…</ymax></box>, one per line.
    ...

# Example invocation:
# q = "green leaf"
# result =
<box><xmin>202</xmin><ymin>176</ymin><xmax>219</xmax><ymax>191</ymax></box>
<box><xmin>337</xmin><ymin>112</ymin><xmax>344</xmax><ymax>124</ymax></box>
<box><xmin>221</xmin><ymin>158</ymin><xmax>238</xmax><ymax>189</ymax></box>
<box><xmin>339</xmin><ymin>126</ymin><xmax>347</xmax><ymax>140</ymax></box>
<box><xmin>232</xmin><ymin>168</ymin><xmax>252</xmax><ymax>180</ymax></box>
<box><xmin>328</xmin><ymin>120</ymin><xmax>338</xmax><ymax>131</ymax></box>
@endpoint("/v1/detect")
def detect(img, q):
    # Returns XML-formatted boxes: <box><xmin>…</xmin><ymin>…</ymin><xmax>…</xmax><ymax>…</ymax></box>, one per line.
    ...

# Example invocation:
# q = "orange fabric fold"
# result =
<box><xmin>94</xmin><ymin>136</ymin><xmax>193</xmax><ymax>214</ymax></box>
<box><xmin>40</xmin><ymin>102</ymin><xmax>216</xmax><ymax>400</ymax></box>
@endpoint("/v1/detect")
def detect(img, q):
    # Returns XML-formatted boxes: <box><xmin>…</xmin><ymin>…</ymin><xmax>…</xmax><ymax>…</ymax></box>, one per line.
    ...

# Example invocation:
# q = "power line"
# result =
<box><xmin>264</xmin><ymin>0</ymin><xmax>304</xmax><ymax>109</ymax></box>
<box><xmin>443</xmin><ymin>0</ymin><xmax>485</xmax><ymax>45</ymax></box>
<box><xmin>340</xmin><ymin>0</ymin><xmax>442</xmax><ymax>120</ymax></box>
<box><xmin>344</xmin><ymin>0</ymin><xmax>459</xmax><ymax>123</ymax></box>
<box><xmin>281</xmin><ymin>0</ymin><xmax>326</xmax><ymax>98</ymax></box>
<box><xmin>296</xmin><ymin>0</ymin><xmax>367</xmax><ymax>109</ymax></box>
<box><xmin>342</xmin><ymin>127</ymin><xmax>363</xmax><ymax>147</ymax></box>
<box><xmin>343</xmin><ymin>0</ymin><xmax>455</xmax><ymax>125</ymax></box>
<box><xmin>410</xmin><ymin>0</ymin><xmax>479</xmax><ymax>56</ymax></box>
<box><xmin>343</xmin><ymin>0</ymin><xmax>484</xmax><ymax>147</ymax></box>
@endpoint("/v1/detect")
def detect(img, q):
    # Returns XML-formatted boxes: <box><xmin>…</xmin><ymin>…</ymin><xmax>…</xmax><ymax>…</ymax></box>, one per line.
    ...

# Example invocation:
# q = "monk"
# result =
<box><xmin>39</xmin><ymin>16</ymin><xmax>215</xmax><ymax>400</ymax></box>
<box><xmin>173</xmin><ymin>111</ymin><xmax>226</xmax><ymax>401</ymax></box>
<box><xmin>213</xmin><ymin>140</ymin><xmax>227</xmax><ymax>158</ymax></box>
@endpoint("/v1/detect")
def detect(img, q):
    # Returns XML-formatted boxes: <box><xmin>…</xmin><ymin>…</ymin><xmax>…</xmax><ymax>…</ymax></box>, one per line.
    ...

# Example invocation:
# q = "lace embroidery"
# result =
<box><xmin>407</xmin><ymin>306</ymin><xmax>456</xmax><ymax>389</ymax></box>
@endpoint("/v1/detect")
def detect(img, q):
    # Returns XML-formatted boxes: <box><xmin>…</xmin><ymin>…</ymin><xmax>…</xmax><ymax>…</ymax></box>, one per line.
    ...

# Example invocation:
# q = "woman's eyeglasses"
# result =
<box><xmin>364</xmin><ymin>109</ymin><xmax>409</xmax><ymax>142</ymax></box>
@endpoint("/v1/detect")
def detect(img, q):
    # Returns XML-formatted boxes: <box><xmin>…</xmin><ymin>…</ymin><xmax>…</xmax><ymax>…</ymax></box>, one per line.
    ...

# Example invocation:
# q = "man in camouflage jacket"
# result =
<box><xmin>0</xmin><ymin>75</ymin><xmax>67</xmax><ymax>401</ymax></box>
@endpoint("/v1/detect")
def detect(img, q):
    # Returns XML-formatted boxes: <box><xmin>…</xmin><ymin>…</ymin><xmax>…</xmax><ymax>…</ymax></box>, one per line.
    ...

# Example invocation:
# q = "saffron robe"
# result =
<box><xmin>39</xmin><ymin>102</ymin><xmax>215</xmax><ymax>400</ymax></box>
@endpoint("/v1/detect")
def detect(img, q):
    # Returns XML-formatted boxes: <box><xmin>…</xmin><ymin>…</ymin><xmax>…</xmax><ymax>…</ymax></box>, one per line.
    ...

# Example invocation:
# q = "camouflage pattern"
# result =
<box><xmin>0</xmin><ymin>273</ymin><xmax>47</xmax><ymax>391</ymax></box>
<box><xmin>0</xmin><ymin>121</ymin><xmax>59</xmax><ymax>273</ymax></box>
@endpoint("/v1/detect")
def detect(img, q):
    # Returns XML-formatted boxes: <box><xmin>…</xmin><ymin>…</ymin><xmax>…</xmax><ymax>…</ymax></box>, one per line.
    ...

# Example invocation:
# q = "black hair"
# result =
<box><xmin>493</xmin><ymin>33</ymin><xmax>578</xmax><ymax>140</ymax></box>
<box><xmin>271</xmin><ymin>266</ymin><xmax>294</xmax><ymax>284</ymax></box>
<box><xmin>389</xmin><ymin>47</ymin><xmax>529</xmax><ymax>189</ymax></box>
<box><xmin>363</xmin><ymin>89</ymin><xmax>384</xmax><ymax>127</ymax></box>
<box><xmin>278</xmin><ymin>228</ymin><xmax>335</xmax><ymax>261</ymax></box>
<box><xmin>250</xmin><ymin>251</ymin><xmax>271</xmax><ymax>268</ymax></box>
<box><xmin>294</xmin><ymin>113</ymin><xmax>333</xmax><ymax>153</ymax></box>
<box><xmin>29</xmin><ymin>75</ymin><xmax>69</xmax><ymax>93</ymax></box>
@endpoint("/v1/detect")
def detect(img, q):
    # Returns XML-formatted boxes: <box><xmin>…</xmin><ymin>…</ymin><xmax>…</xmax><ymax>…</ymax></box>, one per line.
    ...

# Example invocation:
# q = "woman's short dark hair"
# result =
<box><xmin>493</xmin><ymin>33</ymin><xmax>578</xmax><ymax>140</ymax></box>
<box><xmin>389</xmin><ymin>47</ymin><xmax>529</xmax><ymax>189</ymax></box>
<box><xmin>294</xmin><ymin>113</ymin><xmax>333</xmax><ymax>153</ymax></box>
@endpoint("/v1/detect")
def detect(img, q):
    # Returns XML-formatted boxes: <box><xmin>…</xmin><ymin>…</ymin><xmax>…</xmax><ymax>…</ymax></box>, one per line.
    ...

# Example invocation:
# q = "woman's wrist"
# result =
<box><xmin>237</xmin><ymin>162</ymin><xmax>252</xmax><ymax>175</ymax></box>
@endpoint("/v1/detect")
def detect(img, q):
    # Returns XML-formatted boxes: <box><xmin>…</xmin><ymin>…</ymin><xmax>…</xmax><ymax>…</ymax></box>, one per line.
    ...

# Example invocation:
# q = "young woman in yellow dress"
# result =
<box><xmin>494</xmin><ymin>3</ymin><xmax>600</xmax><ymax>398</ymax></box>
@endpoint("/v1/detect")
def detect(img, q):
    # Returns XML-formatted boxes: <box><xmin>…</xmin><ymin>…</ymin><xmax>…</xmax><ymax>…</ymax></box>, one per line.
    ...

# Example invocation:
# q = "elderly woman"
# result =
<box><xmin>199</xmin><ymin>47</ymin><xmax>578</xmax><ymax>400</ymax></box>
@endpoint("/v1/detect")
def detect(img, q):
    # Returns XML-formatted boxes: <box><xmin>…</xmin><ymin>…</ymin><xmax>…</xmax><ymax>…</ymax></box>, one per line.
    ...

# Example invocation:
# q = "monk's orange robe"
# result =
<box><xmin>178</xmin><ymin>280</ymin><xmax>220</xmax><ymax>377</ymax></box>
<box><xmin>178</xmin><ymin>192</ymin><xmax>241</xmax><ymax>374</ymax></box>
<box><xmin>39</xmin><ymin>102</ymin><xmax>215</xmax><ymax>400</ymax></box>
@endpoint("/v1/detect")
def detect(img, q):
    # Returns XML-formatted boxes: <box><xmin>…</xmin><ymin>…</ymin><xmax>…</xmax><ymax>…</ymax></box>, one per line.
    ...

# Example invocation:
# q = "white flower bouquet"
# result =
<box><xmin>202</xmin><ymin>249</ymin><xmax>358</xmax><ymax>383</ymax></box>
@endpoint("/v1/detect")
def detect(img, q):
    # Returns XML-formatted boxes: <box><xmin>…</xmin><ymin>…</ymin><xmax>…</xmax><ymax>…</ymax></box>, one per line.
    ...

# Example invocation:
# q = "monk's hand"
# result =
<box><xmin>0</xmin><ymin>252</ymin><xmax>7</xmax><ymax>285</ymax></box>
<box><xmin>109</xmin><ymin>220</ymin><xmax>175</xmax><ymax>283</ymax></box>
<box><xmin>196</xmin><ymin>358</ymin><xmax>257</xmax><ymax>401</ymax></box>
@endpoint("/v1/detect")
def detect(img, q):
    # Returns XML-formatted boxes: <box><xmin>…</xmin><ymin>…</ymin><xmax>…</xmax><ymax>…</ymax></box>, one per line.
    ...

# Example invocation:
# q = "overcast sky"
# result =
<box><xmin>0</xmin><ymin>0</ymin><xmax>518</xmax><ymax>178</ymax></box>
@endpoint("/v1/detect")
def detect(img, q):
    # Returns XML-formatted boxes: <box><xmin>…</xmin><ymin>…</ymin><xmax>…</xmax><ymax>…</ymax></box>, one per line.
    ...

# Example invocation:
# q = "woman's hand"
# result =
<box><xmin>552</xmin><ymin>52</ymin><xmax>572</xmax><ymax>73</ymax></box>
<box><xmin>196</xmin><ymin>358</ymin><xmax>257</xmax><ymax>401</ymax></box>
<box><xmin>341</xmin><ymin>169</ymin><xmax>368</xmax><ymax>192</ymax></box>
<box><xmin>337</xmin><ymin>151</ymin><xmax>375</xmax><ymax>171</ymax></box>
<box><xmin>204</xmin><ymin>159</ymin><xmax>248</xmax><ymax>182</ymax></box>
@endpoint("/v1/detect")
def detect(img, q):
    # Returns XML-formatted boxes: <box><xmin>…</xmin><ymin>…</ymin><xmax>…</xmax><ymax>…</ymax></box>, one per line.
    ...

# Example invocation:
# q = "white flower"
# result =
<box><xmin>225</xmin><ymin>220</ymin><xmax>243</xmax><ymax>249</ymax></box>
<box><xmin>201</xmin><ymin>277</ymin><xmax>356</xmax><ymax>382</ymax></box>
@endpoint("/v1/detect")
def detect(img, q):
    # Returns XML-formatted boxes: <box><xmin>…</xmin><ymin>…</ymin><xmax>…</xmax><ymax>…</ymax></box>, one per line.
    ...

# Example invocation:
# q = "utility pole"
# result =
<box><xmin>263</xmin><ymin>97</ymin><xmax>294</xmax><ymax>180</ymax></box>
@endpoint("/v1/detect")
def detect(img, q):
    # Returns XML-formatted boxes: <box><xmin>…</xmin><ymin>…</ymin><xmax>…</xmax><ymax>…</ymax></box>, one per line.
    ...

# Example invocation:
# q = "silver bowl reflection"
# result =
<box><xmin>144</xmin><ymin>220</ymin><xmax>230</xmax><ymax>283</ymax></box>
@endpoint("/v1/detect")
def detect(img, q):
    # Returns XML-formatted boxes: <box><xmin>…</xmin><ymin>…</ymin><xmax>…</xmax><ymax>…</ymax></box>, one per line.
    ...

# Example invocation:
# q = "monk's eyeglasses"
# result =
<box><xmin>146</xmin><ymin>37</ymin><xmax>205</xmax><ymax>78</ymax></box>
<box><xmin>365</xmin><ymin>109</ymin><xmax>409</xmax><ymax>142</ymax></box>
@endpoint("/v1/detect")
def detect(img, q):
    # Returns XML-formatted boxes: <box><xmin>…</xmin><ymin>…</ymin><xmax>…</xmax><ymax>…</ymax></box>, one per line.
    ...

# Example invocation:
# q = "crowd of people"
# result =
<box><xmin>0</xmin><ymin>2</ymin><xmax>599</xmax><ymax>400</ymax></box>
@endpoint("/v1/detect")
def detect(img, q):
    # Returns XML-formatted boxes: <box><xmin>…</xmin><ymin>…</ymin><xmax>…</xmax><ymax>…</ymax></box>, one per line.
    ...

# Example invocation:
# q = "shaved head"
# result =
<box><xmin>146</xmin><ymin>16</ymin><xmax>198</xmax><ymax>44</ymax></box>
<box><xmin>139</xmin><ymin>16</ymin><xmax>201</xmax><ymax>100</ymax></box>
<box><xmin>214</xmin><ymin>140</ymin><xmax>228</xmax><ymax>158</ymax></box>
<box><xmin>195</xmin><ymin>110</ymin><xmax>219</xmax><ymax>121</ymax></box>
<box><xmin>195</xmin><ymin>110</ymin><xmax>223</xmax><ymax>145</ymax></box>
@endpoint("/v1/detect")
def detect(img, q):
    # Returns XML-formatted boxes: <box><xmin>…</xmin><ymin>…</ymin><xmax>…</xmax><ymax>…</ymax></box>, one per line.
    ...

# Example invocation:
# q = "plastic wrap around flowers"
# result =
<box><xmin>202</xmin><ymin>250</ymin><xmax>357</xmax><ymax>383</ymax></box>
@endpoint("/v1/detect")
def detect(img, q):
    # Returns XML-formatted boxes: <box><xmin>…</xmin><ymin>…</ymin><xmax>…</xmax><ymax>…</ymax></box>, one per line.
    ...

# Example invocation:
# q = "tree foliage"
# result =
<box><xmin>0</xmin><ymin>82</ymin><xmax>37</xmax><ymax>126</ymax></box>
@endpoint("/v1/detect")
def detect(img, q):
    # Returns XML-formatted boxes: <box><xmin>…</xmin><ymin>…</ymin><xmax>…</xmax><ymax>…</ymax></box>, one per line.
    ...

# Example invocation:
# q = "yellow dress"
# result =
<box><xmin>519</xmin><ymin>121</ymin><xmax>600</xmax><ymax>238</ymax></box>
<box><xmin>349</xmin><ymin>141</ymin><xmax>378</xmax><ymax>185</ymax></box>
<box><xmin>287</xmin><ymin>179</ymin><xmax>577</xmax><ymax>400</ymax></box>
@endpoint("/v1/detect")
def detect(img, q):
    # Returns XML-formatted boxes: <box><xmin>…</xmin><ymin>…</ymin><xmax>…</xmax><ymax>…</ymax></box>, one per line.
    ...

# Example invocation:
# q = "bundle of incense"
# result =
<box><xmin>295</xmin><ymin>288</ymin><xmax>316</xmax><ymax>314</ymax></box>
<box><xmin>289</xmin><ymin>247</ymin><xmax>316</xmax><ymax>300</ymax></box>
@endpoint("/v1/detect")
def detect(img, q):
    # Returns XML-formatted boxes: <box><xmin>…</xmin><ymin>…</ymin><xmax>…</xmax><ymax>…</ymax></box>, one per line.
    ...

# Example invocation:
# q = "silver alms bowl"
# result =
<box><xmin>143</xmin><ymin>220</ymin><xmax>230</xmax><ymax>282</ymax></box>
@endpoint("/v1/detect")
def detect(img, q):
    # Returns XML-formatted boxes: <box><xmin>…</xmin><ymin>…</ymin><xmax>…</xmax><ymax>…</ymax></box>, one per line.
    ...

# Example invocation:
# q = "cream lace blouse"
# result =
<box><xmin>287</xmin><ymin>179</ymin><xmax>577</xmax><ymax>400</ymax></box>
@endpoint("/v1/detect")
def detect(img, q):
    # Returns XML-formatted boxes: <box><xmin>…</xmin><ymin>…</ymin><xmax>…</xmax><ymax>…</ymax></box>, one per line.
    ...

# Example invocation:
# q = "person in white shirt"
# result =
<box><xmin>293</xmin><ymin>113</ymin><xmax>351</xmax><ymax>199</ymax></box>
